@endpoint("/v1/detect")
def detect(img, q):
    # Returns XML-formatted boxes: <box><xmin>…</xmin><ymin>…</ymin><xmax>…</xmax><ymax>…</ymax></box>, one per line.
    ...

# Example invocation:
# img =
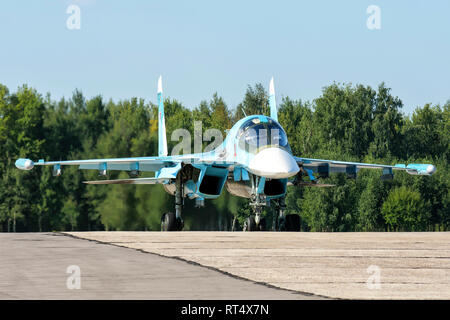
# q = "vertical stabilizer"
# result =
<box><xmin>157</xmin><ymin>75</ymin><xmax>168</xmax><ymax>157</ymax></box>
<box><xmin>269</xmin><ymin>77</ymin><xmax>278</xmax><ymax>121</ymax></box>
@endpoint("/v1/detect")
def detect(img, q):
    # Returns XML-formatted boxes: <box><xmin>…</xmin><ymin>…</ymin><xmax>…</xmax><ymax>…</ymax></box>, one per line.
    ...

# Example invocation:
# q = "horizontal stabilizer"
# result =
<box><xmin>83</xmin><ymin>177</ymin><xmax>169</xmax><ymax>185</ymax></box>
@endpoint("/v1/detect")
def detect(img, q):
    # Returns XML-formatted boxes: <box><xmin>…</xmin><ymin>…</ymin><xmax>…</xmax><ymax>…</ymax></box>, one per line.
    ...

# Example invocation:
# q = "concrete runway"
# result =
<box><xmin>2</xmin><ymin>232</ymin><xmax>449</xmax><ymax>299</ymax></box>
<box><xmin>66</xmin><ymin>231</ymin><xmax>450</xmax><ymax>299</ymax></box>
<box><xmin>0</xmin><ymin>233</ymin><xmax>316</xmax><ymax>299</ymax></box>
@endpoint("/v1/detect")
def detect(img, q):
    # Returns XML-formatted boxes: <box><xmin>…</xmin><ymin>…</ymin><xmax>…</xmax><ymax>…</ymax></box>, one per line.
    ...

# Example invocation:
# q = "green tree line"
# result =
<box><xmin>0</xmin><ymin>82</ymin><xmax>448</xmax><ymax>232</ymax></box>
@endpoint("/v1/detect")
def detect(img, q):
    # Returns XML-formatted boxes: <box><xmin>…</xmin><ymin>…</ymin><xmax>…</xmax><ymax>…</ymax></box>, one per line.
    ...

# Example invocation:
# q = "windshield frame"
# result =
<box><xmin>237</xmin><ymin>118</ymin><xmax>291</xmax><ymax>154</ymax></box>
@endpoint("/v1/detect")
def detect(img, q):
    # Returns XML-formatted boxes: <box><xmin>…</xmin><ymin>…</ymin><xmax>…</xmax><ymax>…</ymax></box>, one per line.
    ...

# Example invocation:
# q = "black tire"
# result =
<box><xmin>246</xmin><ymin>216</ymin><xmax>257</xmax><ymax>231</ymax></box>
<box><xmin>160</xmin><ymin>213</ymin><xmax>166</xmax><ymax>231</ymax></box>
<box><xmin>277</xmin><ymin>216</ymin><xmax>286</xmax><ymax>231</ymax></box>
<box><xmin>285</xmin><ymin>214</ymin><xmax>300</xmax><ymax>231</ymax></box>
<box><xmin>161</xmin><ymin>212</ymin><xmax>176</xmax><ymax>231</ymax></box>
<box><xmin>258</xmin><ymin>217</ymin><xmax>266</xmax><ymax>231</ymax></box>
<box><xmin>176</xmin><ymin>217</ymin><xmax>184</xmax><ymax>231</ymax></box>
<box><xmin>231</xmin><ymin>217</ymin><xmax>240</xmax><ymax>232</ymax></box>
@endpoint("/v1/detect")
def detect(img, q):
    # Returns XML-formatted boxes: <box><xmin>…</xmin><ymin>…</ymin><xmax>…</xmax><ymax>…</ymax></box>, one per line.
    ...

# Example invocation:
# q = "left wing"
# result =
<box><xmin>294</xmin><ymin>156</ymin><xmax>437</xmax><ymax>178</ymax></box>
<box><xmin>266</xmin><ymin>78</ymin><xmax>437</xmax><ymax>180</ymax></box>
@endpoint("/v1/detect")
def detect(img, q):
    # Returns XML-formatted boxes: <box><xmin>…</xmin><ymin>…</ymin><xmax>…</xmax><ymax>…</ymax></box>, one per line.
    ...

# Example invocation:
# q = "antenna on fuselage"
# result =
<box><xmin>241</xmin><ymin>107</ymin><xmax>247</xmax><ymax>117</ymax></box>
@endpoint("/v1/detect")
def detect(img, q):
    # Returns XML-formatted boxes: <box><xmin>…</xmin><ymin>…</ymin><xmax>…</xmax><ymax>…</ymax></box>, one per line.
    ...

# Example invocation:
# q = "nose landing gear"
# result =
<box><xmin>243</xmin><ymin>190</ymin><xmax>268</xmax><ymax>231</ymax></box>
<box><xmin>243</xmin><ymin>206</ymin><xmax>267</xmax><ymax>231</ymax></box>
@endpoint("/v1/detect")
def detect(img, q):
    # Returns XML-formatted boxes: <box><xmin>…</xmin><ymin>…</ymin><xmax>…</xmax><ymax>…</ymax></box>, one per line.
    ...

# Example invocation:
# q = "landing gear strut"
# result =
<box><xmin>174</xmin><ymin>172</ymin><xmax>184</xmax><ymax>231</ymax></box>
<box><xmin>243</xmin><ymin>174</ymin><xmax>268</xmax><ymax>231</ymax></box>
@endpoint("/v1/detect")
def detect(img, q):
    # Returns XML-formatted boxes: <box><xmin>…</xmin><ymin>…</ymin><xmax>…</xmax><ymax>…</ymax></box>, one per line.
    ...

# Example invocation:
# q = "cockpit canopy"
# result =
<box><xmin>237</xmin><ymin>117</ymin><xmax>291</xmax><ymax>154</ymax></box>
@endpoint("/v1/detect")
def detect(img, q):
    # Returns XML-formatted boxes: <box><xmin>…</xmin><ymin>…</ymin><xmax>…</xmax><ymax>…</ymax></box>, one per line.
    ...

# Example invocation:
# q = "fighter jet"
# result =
<box><xmin>15</xmin><ymin>77</ymin><xmax>437</xmax><ymax>231</ymax></box>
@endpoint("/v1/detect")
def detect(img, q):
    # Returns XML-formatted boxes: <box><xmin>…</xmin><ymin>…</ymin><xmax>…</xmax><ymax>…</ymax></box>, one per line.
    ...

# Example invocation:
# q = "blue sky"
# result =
<box><xmin>0</xmin><ymin>0</ymin><xmax>449</xmax><ymax>114</ymax></box>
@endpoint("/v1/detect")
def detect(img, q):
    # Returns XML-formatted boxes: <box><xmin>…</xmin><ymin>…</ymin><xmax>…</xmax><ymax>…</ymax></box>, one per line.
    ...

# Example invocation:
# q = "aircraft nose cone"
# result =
<box><xmin>248</xmin><ymin>148</ymin><xmax>299</xmax><ymax>179</ymax></box>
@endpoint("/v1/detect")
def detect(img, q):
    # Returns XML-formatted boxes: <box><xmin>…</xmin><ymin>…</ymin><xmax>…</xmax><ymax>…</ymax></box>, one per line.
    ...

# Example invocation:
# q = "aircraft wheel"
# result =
<box><xmin>277</xmin><ymin>216</ymin><xmax>286</xmax><ymax>231</ymax></box>
<box><xmin>245</xmin><ymin>216</ymin><xmax>257</xmax><ymax>231</ymax></box>
<box><xmin>258</xmin><ymin>217</ymin><xmax>266</xmax><ymax>231</ymax></box>
<box><xmin>161</xmin><ymin>212</ymin><xmax>177</xmax><ymax>231</ymax></box>
<box><xmin>176</xmin><ymin>217</ymin><xmax>184</xmax><ymax>231</ymax></box>
<box><xmin>285</xmin><ymin>214</ymin><xmax>300</xmax><ymax>231</ymax></box>
<box><xmin>232</xmin><ymin>217</ymin><xmax>239</xmax><ymax>231</ymax></box>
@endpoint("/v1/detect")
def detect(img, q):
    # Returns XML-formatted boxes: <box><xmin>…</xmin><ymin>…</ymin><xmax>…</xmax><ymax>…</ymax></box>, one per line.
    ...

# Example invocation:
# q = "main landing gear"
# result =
<box><xmin>161</xmin><ymin>173</ymin><xmax>184</xmax><ymax>231</ymax></box>
<box><xmin>161</xmin><ymin>212</ymin><xmax>184</xmax><ymax>231</ymax></box>
<box><xmin>273</xmin><ymin>197</ymin><xmax>300</xmax><ymax>232</ymax></box>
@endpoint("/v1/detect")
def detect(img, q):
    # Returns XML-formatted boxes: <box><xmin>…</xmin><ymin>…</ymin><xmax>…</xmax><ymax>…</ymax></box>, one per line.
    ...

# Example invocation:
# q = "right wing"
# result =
<box><xmin>83</xmin><ymin>177</ymin><xmax>170</xmax><ymax>185</ymax></box>
<box><xmin>16</xmin><ymin>156</ymin><xmax>177</xmax><ymax>173</ymax></box>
